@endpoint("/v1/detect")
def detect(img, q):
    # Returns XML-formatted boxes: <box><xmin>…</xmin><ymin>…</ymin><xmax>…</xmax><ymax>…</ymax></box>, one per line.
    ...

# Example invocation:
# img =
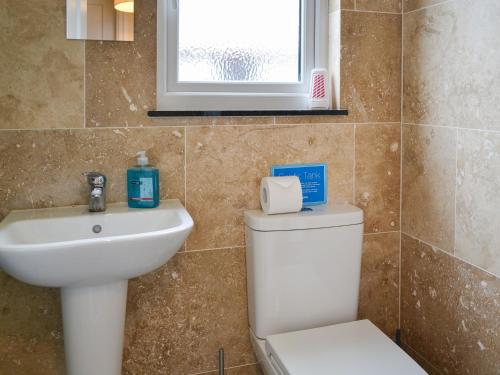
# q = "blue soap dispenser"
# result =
<box><xmin>127</xmin><ymin>151</ymin><xmax>160</xmax><ymax>208</ymax></box>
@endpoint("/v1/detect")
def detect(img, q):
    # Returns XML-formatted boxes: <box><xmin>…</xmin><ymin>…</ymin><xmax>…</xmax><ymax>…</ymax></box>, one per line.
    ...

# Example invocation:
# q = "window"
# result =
<box><xmin>157</xmin><ymin>0</ymin><xmax>328</xmax><ymax>111</ymax></box>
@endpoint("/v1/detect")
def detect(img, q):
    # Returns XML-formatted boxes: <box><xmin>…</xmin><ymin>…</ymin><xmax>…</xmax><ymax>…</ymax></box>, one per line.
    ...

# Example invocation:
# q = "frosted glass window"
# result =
<box><xmin>178</xmin><ymin>0</ymin><xmax>302</xmax><ymax>83</ymax></box>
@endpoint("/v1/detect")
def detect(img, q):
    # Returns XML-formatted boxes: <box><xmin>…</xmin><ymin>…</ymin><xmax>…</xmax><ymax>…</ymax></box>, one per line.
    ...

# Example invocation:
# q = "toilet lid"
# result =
<box><xmin>265</xmin><ymin>320</ymin><xmax>427</xmax><ymax>375</ymax></box>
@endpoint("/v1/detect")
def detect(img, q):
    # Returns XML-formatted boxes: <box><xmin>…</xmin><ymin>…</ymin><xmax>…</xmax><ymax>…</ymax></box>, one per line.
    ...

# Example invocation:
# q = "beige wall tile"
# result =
<box><xmin>123</xmin><ymin>248</ymin><xmax>254</xmax><ymax>375</ymax></box>
<box><xmin>456</xmin><ymin>130</ymin><xmax>500</xmax><ymax>276</ymax></box>
<box><xmin>403</xmin><ymin>1</ymin><xmax>500</xmax><ymax>129</ymax></box>
<box><xmin>401</xmin><ymin>234</ymin><xmax>500</xmax><ymax>375</ymax></box>
<box><xmin>0</xmin><ymin>271</ymin><xmax>65</xmax><ymax>375</ymax></box>
<box><xmin>85</xmin><ymin>0</ymin><xmax>156</xmax><ymax>127</ymax></box>
<box><xmin>401</xmin><ymin>125</ymin><xmax>455</xmax><ymax>252</ymax></box>
<box><xmin>185</xmin><ymin>124</ymin><xmax>354</xmax><ymax>250</ymax></box>
<box><xmin>356</xmin><ymin>0</ymin><xmax>402</xmax><ymax>13</ymax></box>
<box><xmin>342</xmin><ymin>0</ymin><xmax>356</xmax><ymax>9</ymax></box>
<box><xmin>0</xmin><ymin>128</ymin><xmax>185</xmax><ymax>220</ymax></box>
<box><xmin>341</xmin><ymin>12</ymin><xmax>401</xmax><ymax>123</ymax></box>
<box><xmin>0</xmin><ymin>0</ymin><xmax>84</xmax><ymax>130</ymax></box>
<box><xmin>403</xmin><ymin>0</ymin><xmax>449</xmax><ymax>12</ymax></box>
<box><xmin>402</xmin><ymin>2</ymin><xmax>500</xmax><ymax>373</ymax></box>
<box><xmin>332</xmin><ymin>0</ymin><xmax>355</xmax><ymax>10</ymax></box>
<box><xmin>358</xmin><ymin>232</ymin><xmax>400</xmax><ymax>339</ymax></box>
<box><xmin>355</xmin><ymin>124</ymin><xmax>401</xmax><ymax>233</ymax></box>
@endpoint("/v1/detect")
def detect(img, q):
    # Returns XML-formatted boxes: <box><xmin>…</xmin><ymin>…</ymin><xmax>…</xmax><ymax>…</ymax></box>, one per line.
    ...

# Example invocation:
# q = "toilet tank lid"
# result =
<box><xmin>244</xmin><ymin>204</ymin><xmax>363</xmax><ymax>231</ymax></box>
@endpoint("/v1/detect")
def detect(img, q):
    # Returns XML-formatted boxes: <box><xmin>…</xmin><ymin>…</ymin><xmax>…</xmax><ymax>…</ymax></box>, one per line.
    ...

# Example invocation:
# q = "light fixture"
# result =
<box><xmin>114</xmin><ymin>0</ymin><xmax>134</xmax><ymax>13</ymax></box>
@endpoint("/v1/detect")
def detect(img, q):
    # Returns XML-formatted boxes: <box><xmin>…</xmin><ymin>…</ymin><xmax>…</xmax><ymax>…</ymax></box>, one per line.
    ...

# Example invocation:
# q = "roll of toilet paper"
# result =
<box><xmin>260</xmin><ymin>176</ymin><xmax>303</xmax><ymax>215</ymax></box>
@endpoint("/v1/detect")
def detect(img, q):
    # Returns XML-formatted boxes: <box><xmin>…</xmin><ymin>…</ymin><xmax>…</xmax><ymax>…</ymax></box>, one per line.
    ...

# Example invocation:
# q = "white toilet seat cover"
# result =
<box><xmin>265</xmin><ymin>320</ymin><xmax>427</xmax><ymax>375</ymax></box>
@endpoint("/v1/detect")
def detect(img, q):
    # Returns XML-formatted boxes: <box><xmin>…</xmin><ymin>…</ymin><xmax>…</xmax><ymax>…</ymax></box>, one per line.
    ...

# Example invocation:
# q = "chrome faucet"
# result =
<box><xmin>83</xmin><ymin>172</ymin><xmax>107</xmax><ymax>212</ymax></box>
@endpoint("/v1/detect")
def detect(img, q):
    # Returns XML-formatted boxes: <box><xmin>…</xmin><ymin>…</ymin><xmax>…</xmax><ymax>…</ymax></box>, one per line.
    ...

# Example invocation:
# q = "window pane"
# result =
<box><xmin>178</xmin><ymin>0</ymin><xmax>301</xmax><ymax>83</ymax></box>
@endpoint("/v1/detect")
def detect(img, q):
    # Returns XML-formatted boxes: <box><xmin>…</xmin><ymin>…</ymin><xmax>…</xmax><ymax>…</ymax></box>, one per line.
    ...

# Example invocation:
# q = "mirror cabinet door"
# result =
<box><xmin>66</xmin><ymin>0</ymin><xmax>134</xmax><ymax>41</ymax></box>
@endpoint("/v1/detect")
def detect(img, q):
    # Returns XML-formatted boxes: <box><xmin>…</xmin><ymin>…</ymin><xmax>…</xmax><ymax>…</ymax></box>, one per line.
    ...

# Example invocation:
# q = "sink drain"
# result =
<box><xmin>92</xmin><ymin>225</ymin><xmax>102</xmax><ymax>234</ymax></box>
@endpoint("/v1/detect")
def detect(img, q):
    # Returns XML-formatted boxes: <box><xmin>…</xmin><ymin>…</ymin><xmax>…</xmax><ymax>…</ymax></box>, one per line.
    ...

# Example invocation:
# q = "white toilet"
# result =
<box><xmin>244</xmin><ymin>204</ymin><xmax>427</xmax><ymax>375</ymax></box>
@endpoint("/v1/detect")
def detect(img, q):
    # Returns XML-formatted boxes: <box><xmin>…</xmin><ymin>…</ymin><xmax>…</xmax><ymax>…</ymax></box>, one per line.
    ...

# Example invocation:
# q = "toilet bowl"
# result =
<box><xmin>250</xmin><ymin>321</ymin><xmax>425</xmax><ymax>375</ymax></box>
<box><xmin>244</xmin><ymin>205</ymin><xmax>426</xmax><ymax>374</ymax></box>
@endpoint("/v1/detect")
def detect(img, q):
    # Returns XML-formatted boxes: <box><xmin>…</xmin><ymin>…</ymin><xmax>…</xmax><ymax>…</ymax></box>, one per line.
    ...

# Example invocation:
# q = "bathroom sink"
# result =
<box><xmin>0</xmin><ymin>199</ymin><xmax>193</xmax><ymax>287</ymax></box>
<box><xmin>0</xmin><ymin>199</ymin><xmax>193</xmax><ymax>375</ymax></box>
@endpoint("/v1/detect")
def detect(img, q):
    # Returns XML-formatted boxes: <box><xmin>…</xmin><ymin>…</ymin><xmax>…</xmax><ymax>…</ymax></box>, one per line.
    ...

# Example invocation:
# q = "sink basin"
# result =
<box><xmin>0</xmin><ymin>199</ymin><xmax>193</xmax><ymax>375</ymax></box>
<box><xmin>0</xmin><ymin>199</ymin><xmax>193</xmax><ymax>287</ymax></box>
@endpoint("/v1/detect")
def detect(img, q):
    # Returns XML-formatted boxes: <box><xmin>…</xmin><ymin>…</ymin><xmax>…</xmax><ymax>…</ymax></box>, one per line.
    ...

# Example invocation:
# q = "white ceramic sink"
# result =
<box><xmin>0</xmin><ymin>199</ymin><xmax>193</xmax><ymax>287</ymax></box>
<box><xmin>0</xmin><ymin>199</ymin><xmax>193</xmax><ymax>375</ymax></box>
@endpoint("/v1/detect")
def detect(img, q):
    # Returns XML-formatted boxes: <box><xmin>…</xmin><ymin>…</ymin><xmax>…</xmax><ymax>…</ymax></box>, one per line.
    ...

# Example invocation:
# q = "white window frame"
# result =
<box><xmin>157</xmin><ymin>0</ymin><xmax>329</xmax><ymax>111</ymax></box>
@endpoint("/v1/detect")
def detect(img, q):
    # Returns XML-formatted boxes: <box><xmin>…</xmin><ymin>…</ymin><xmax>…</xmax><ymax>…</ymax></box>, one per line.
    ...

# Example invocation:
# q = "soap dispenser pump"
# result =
<box><xmin>127</xmin><ymin>150</ymin><xmax>160</xmax><ymax>208</ymax></box>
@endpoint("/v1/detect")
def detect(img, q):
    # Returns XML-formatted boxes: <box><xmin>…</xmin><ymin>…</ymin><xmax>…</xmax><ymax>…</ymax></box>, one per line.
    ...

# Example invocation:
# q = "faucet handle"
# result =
<box><xmin>83</xmin><ymin>172</ymin><xmax>106</xmax><ymax>187</ymax></box>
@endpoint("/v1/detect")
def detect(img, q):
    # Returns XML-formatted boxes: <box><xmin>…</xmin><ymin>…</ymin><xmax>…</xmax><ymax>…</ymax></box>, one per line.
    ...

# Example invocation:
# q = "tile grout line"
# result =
<box><xmin>180</xmin><ymin>246</ymin><xmax>246</xmax><ymax>254</ymax></box>
<box><xmin>399</xmin><ymin>3</ymin><xmax>405</xmax><ymax>331</ymax></box>
<box><xmin>342</xmin><ymin>8</ymin><xmax>402</xmax><ymax>15</ymax></box>
<box><xmin>0</xmin><ymin>122</ymin><xmax>403</xmax><ymax>132</ymax></box>
<box><xmin>184</xmin><ymin>125</ymin><xmax>188</xmax><ymax>250</ymax></box>
<box><xmin>181</xmin><ymin>231</ymin><xmax>402</xmax><ymax>254</ymax></box>
<box><xmin>364</xmin><ymin>230</ymin><xmax>400</xmax><ymax>236</ymax></box>
<box><xmin>401</xmin><ymin>231</ymin><xmax>499</xmax><ymax>279</ymax></box>
<box><xmin>183</xmin><ymin>232</ymin><xmax>401</xmax><ymax>255</ymax></box>
<box><xmin>353</xmin><ymin>124</ymin><xmax>356</xmax><ymax>204</ymax></box>
<box><xmin>403</xmin><ymin>0</ymin><xmax>456</xmax><ymax>15</ymax></box>
<box><xmin>453</xmin><ymin>128</ymin><xmax>458</xmax><ymax>256</ymax></box>
<box><xmin>403</xmin><ymin>122</ymin><xmax>500</xmax><ymax>133</ymax></box>
<box><xmin>189</xmin><ymin>362</ymin><xmax>259</xmax><ymax>375</ymax></box>
<box><xmin>83</xmin><ymin>41</ymin><xmax>86</xmax><ymax>129</ymax></box>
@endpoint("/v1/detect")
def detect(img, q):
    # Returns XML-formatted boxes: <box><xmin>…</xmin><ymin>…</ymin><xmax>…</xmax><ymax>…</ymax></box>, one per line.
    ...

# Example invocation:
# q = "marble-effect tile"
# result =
<box><xmin>402</xmin><ymin>125</ymin><xmax>455</xmax><ymax>252</ymax></box>
<box><xmin>358</xmin><ymin>232</ymin><xmax>400</xmax><ymax>338</ymax></box>
<box><xmin>401</xmin><ymin>234</ymin><xmax>500</xmax><ymax>375</ymax></box>
<box><xmin>403</xmin><ymin>0</ymin><xmax>500</xmax><ymax>129</ymax></box>
<box><xmin>185</xmin><ymin>125</ymin><xmax>354</xmax><ymax>250</ymax></box>
<box><xmin>0</xmin><ymin>128</ymin><xmax>185</xmax><ymax>220</ymax></box>
<box><xmin>355</xmin><ymin>124</ymin><xmax>401</xmax><ymax>233</ymax></box>
<box><xmin>356</xmin><ymin>0</ymin><xmax>402</xmax><ymax>13</ymax></box>
<box><xmin>0</xmin><ymin>0</ymin><xmax>84</xmax><ymax>129</ymax></box>
<box><xmin>341</xmin><ymin>12</ymin><xmax>402</xmax><ymax>123</ymax></box>
<box><xmin>123</xmin><ymin>248</ymin><xmax>254</xmax><ymax>375</ymax></box>
<box><xmin>0</xmin><ymin>271</ymin><xmax>65</xmax><ymax>375</ymax></box>
<box><xmin>85</xmin><ymin>0</ymin><xmax>156</xmax><ymax>127</ymax></box>
<box><xmin>456</xmin><ymin>130</ymin><xmax>500</xmax><ymax>276</ymax></box>
<box><xmin>329</xmin><ymin>0</ymin><xmax>355</xmax><ymax>11</ymax></box>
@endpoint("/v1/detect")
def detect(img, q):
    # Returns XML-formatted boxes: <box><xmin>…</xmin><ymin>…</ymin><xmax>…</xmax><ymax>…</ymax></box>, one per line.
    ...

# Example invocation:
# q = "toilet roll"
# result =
<box><xmin>260</xmin><ymin>176</ymin><xmax>303</xmax><ymax>214</ymax></box>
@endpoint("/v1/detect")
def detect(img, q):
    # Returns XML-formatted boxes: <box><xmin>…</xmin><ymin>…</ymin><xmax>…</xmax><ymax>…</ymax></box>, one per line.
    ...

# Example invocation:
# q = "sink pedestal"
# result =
<box><xmin>61</xmin><ymin>280</ymin><xmax>128</xmax><ymax>375</ymax></box>
<box><xmin>0</xmin><ymin>200</ymin><xmax>193</xmax><ymax>375</ymax></box>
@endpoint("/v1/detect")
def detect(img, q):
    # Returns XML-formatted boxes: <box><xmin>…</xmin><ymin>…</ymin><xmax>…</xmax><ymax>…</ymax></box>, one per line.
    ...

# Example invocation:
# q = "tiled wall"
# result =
<box><xmin>401</xmin><ymin>0</ymin><xmax>500</xmax><ymax>374</ymax></box>
<box><xmin>0</xmin><ymin>1</ymin><xmax>402</xmax><ymax>374</ymax></box>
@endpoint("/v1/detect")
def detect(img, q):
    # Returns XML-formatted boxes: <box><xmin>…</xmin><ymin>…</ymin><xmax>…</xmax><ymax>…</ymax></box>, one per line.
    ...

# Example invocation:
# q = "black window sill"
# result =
<box><xmin>147</xmin><ymin>109</ymin><xmax>348</xmax><ymax>117</ymax></box>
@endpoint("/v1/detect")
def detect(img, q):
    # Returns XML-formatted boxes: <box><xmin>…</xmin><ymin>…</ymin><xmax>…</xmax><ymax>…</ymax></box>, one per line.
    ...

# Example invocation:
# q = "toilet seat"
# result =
<box><xmin>251</xmin><ymin>320</ymin><xmax>427</xmax><ymax>375</ymax></box>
